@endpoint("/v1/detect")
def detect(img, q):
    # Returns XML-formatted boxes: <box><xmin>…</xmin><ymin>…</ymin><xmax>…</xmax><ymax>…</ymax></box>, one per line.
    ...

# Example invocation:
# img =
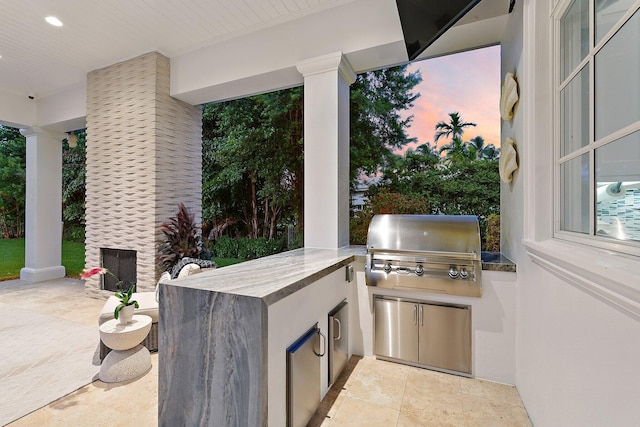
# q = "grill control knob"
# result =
<box><xmin>459</xmin><ymin>267</ymin><xmax>469</xmax><ymax>279</ymax></box>
<box><xmin>383</xmin><ymin>263</ymin><xmax>392</xmax><ymax>273</ymax></box>
<box><xmin>415</xmin><ymin>265</ymin><xmax>424</xmax><ymax>276</ymax></box>
<box><xmin>448</xmin><ymin>267</ymin><xmax>459</xmax><ymax>279</ymax></box>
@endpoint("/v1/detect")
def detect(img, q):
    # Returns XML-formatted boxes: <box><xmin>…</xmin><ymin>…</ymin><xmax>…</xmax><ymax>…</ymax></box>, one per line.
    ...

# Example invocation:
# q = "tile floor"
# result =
<box><xmin>4</xmin><ymin>278</ymin><xmax>531</xmax><ymax>426</ymax></box>
<box><xmin>310</xmin><ymin>356</ymin><xmax>531</xmax><ymax>427</ymax></box>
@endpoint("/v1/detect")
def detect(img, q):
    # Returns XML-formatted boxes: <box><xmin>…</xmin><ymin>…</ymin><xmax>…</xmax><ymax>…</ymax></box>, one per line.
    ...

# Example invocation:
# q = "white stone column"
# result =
<box><xmin>297</xmin><ymin>52</ymin><xmax>356</xmax><ymax>249</ymax></box>
<box><xmin>20</xmin><ymin>127</ymin><xmax>66</xmax><ymax>282</ymax></box>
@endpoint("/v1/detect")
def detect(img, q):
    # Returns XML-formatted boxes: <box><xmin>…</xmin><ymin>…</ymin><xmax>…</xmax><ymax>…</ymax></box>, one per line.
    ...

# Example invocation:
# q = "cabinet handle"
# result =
<box><xmin>420</xmin><ymin>305</ymin><xmax>424</xmax><ymax>326</ymax></box>
<box><xmin>414</xmin><ymin>305</ymin><xmax>418</xmax><ymax>325</ymax></box>
<box><xmin>314</xmin><ymin>329</ymin><xmax>326</xmax><ymax>357</ymax></box>
<box><xmin>333</xmin><ymin>317</ymin><xmax>342</xmax><ymax>341</ymax></box>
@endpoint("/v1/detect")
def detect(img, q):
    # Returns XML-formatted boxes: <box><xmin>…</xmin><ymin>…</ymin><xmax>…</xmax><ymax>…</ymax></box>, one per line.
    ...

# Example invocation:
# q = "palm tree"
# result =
<box><xmin>468</xmin><ymin>136</ymin><xmax>486</xmax><ymax>159</ymax></box>
<box><xmin>482</xmin><ymin>144</ymin><xmax>500</xmax><ymax>160</ymax></box>
<box><xmin>415</xmin><ymin>142</ymin><xmax>438</xmax><ymax>158</ymax></box>
<box><xmin>438</xmin><ymin>137</ymin><xmax>472</xmax><ymax>165</ymax></box>
<box><xmin>434</xmin><ymin>112</ymin><xmax>476</xmax><ymax>144</ymax></box>
<box><xmin>468</xmin><ymin>136</ymin><xmax>500</xmax><ymax>160</ymax></box>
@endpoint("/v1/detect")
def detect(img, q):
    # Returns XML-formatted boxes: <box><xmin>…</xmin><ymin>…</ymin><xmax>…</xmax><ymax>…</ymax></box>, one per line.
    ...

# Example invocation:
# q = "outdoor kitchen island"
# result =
<box><xmin>158</xmin><ymin>246</ymin><xmax>516</xmax><ymax>427</ymax></box>
<box><xmin>158</xmin><ymin>247</ymin><xmax>364</xmax><ymax>427</ymax></box>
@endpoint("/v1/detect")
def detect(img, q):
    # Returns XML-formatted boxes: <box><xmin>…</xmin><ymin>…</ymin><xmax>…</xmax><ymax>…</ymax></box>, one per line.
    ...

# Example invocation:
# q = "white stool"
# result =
<box><xmin>99</xmin><ymin>315</ymin><xmax>152</xmax><ymax>383</ymax></box>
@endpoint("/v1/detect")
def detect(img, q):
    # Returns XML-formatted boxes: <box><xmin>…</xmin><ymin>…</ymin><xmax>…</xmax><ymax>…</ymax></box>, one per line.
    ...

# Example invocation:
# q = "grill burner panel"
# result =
<box><xmin>365</xmin><ymin>215</ymin><xmax>482</xmax><ymax>298</ymax></box>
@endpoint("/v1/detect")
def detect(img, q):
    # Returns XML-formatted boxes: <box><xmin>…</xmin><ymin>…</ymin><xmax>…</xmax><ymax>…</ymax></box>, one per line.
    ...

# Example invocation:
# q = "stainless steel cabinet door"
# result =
<box><xmin>329</xmin><ymin>300</ymin><xmax>349</xmax><ymax>387</ymax></box>
<box><xmin>287</xmin><ymin>328</ymin><xmax>321</xmax><ymax>427</ymax></box>
<box><xmin>374</xmin><ymin>297</ymin><xmax>419</xmax><ymax>363</ymax></box>
<box><xmin>418</xmin><ymin>304</ymin><xmax>471</xmax><ymax>374</ymax></box>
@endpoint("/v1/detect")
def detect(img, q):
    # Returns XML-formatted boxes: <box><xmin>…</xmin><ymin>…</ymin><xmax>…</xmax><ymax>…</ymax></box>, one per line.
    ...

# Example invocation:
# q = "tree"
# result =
<box><xmin>468</xmin><ymin>136</ymin><xmax>500</xmax><ymax>160</ymax></box>
<box><xmin>62</xmin><ymin>131</ymin><xmax>86</xmax><ymax>241</ymax></box>
<box><xmin>350</xmin><ymin>188</ymin><xmax>431</xmax><ymax>244</ymax></box>
<box><xmin>202</xmin><ymin>87</ymin><xmax>304</xmax><ymax>242</ymax></box>
<box><xmin>0</xmin><ymin>126</ymin><xmax>26</xmax><ymax>238</ymax></box>
<box><xmin>438</xmin><ymin>137</ymin><xmax>474</xmax><ymax>165</ymax></box>
<box><xmin>350</xmin><ymin>65</ymin><xmax>422</xmax><ymax>182</ymax></box>
<box><xmin>202</xmin><ymin>65</ymin><xmax>421</xmax><ymax>244</ymax></box>
<box><xmin>434</xmin><ymin>112</ymin><xmax>476</xmax><ymax>144</ymax></box>
<box><xmin>356</xmin><ymin>112</ymin><xmax>501</xmax><ymax>249</ymax></box>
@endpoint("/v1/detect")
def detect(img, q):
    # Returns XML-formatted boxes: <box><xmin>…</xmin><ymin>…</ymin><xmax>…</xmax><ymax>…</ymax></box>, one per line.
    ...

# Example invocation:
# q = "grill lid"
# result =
<box><xmin>366</xmin><ymin>214</ymin><xmax>481</xmax><ymax>256</ymax></box>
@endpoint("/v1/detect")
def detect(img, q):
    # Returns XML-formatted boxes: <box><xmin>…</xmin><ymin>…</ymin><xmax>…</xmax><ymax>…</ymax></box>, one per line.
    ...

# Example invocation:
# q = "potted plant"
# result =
<box><xmin>81</xmin><ymin>267</ymin><xmax>139</xmax><ymax>324</ymax></box>
<box><xmin>112</xmin><ymin>283</ymin><xmax>139</xmax><ymax>324</ymax></box>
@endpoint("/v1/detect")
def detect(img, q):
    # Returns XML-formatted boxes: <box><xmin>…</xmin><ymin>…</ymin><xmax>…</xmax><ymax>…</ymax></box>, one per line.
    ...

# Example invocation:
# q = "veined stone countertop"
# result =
<box><xmin>167</xmin><ymin>246</ymin><xmax>366</xmax><ymax>306</ymax></box>
<box><xmin>481</xmin><ymin>251</ymin><xmax>517</xmax><ymax>272</ymax></box>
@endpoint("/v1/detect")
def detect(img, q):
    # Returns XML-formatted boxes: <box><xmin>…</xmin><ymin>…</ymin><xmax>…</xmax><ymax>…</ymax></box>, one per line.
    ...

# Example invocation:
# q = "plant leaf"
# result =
<box><xmin>114</xmin><ymin>303</ymin><xmax>125</xmax><ymax>319</ymax></box>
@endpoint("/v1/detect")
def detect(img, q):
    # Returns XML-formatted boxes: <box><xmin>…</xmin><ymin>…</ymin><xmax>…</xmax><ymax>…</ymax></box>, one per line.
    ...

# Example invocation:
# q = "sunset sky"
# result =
<box><xmin>398</xmin><ymin>45</ymin><xmax>501</xmax><ymax>154</ymax></box>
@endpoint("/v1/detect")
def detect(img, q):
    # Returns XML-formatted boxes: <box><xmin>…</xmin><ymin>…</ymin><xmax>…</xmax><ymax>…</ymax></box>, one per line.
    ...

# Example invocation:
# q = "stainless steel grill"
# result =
<box><xmin>365</xmin><ymin>214</ymin><xmax>482</xmax><ymax>297</ymax></box>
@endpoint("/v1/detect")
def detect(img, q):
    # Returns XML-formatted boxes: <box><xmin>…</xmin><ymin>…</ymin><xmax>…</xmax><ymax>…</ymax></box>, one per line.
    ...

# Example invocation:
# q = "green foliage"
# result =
<box><xmin>353</xmin><ymin>111</ymin><xmax>501</xmax><ymax>249</ymax></box>
<box><xmin>202</xmin><ymin>87</ymin><xmax>303</xmax><ymax>242</ymax></box>
<box><xmin>210</xmin><ymin>235</ymin><xmax>286</xmax><ymax>260</ymax></box>
<box><xmin>0</xmin><ymin>126</ymin><xmax>26</xmax><ymax>238</ymax></box>
<box><xmin>350</xmin><ymin>189</ymin><xmax>431</xmax><ymax>245</ymax></box>
<box><xmin>212</xmin><ymin>257</ymin><xmax>244</xmax><ymax>268</ymax></box>
<box><xmin>350</xmin><ymin>65</ymin><xmax>422</xmax><ymax>182</ymax></box>
<box><xmin>202</xmin><ymin>65</ymin><xmax>421</xmax><ymax>245</ymax></box>
<box><xmin>0</xmin><ymin>126</ymin><xmax>87</xmax><ymax>240</ymax></box>
<box><xmin>210</xmin><ymin>235</ymin><xmax>239</xmax><ymax>258</ymax></box>
<box><xmin>62</xmin><ymin>131</ymin><xmax>86</xmax><ymax>237</ymax></box>
<box><xmin>64</xmin><ymin>225</ymin><xmax>85</xmax><ymax>243</ymax></box>
<box><xmin>157</xmin><ymin>203</ymin><xmax>203</xmax><ymax>271</ymax></box>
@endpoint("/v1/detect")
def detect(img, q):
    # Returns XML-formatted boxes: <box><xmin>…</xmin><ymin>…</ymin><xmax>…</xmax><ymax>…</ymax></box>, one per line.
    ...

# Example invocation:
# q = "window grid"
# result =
<box><xmin>554</xmin><ymin>0</ymin><xmax>640</xmax><ymax>254</ymax></box>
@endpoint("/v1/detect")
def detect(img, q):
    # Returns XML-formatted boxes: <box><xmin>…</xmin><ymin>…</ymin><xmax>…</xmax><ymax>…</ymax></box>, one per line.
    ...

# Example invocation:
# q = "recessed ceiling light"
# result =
<box><xmin>45</xmin><ymin>16</ymin><xmax>63</xmax><ymax>27</ymax></box>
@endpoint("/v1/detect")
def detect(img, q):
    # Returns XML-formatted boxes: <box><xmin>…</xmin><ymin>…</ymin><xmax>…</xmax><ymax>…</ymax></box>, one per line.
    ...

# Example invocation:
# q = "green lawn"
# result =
<box><xmin>0</xmin><ymin>238</ymin><xmax>86</xmax><ymax>281</ymax></box>
<box><xmin>213</xmin><ymin>258</ymin><xmax>244</xmax><ymax>268</ymax></box>
<box><xmin>0</xmin><ymin>238</ymin><xmax>25</xmax><ymax>280</ymax></box>
<box><xmin>0</xmin><ymin>238</ymin><xmax>243</xmax><ymax>281</ymax></box>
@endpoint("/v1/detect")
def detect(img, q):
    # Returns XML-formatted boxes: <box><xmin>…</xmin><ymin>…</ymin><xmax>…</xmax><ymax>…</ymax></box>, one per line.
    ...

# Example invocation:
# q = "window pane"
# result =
<box><xmin>561</xmin><ymin>154</ymin><xmax>590</xmax><ymax>233</ymax></box>
<box><xmin>595</xmin><ymin>0</ymin><xmax>635</xmax><ymax>44</ymax></box>
<box><xmin>560</xmin><ymin>66</ymin><xmax>590</xmax><ymax>157</ymax></box>
<box><xmin>595</xmin><ymin>10</ymin><xmax>639</xmax><ymax>140</ymax></box>
<box><xmin>560</xmin><ymin>0</ymin><xmax>589</xmax><ymax>81</ymax></box>
<box><xmin>595</xmin><ymin>131</ymin><xmax>640</xmax><ymax>241</ymax></box>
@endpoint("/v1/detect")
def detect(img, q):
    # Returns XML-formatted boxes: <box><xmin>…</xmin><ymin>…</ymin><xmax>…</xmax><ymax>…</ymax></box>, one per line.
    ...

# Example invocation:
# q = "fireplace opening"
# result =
<box><xmin>101</xmin><ymin>248</ymin><xmax>137</xmax><ymax>292</ymax></box>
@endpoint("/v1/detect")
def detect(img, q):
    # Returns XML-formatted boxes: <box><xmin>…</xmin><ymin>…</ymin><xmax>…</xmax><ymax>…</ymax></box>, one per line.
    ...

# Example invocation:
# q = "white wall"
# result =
<box><xmin>517</xmin><ymin>256</ymin><xmax>640</xmax><ymax>426</ymax></box>
<box><xmin>505</xmin><ymin>1</ymin><xmax>640</xmax><ymax>425</ymax></box>
<box><xmin>500</xmin><ymin>0</ymin><xmax>525</xmax><ymax>264</ymax></box>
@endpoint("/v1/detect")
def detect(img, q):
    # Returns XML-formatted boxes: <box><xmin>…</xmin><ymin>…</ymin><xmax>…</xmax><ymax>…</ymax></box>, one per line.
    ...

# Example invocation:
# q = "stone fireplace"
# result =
<box><xmin>83</xmin><ymin>52</ymin><xmax>202</xmax><ymax>299</ymax></box>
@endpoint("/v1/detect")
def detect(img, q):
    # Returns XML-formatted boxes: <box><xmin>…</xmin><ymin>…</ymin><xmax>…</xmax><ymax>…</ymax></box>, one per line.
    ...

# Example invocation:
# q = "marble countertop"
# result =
<box><xmin>481</xmin><ymin>251</ymin><xmax>517</xmax><ymax>272</ymax></box>
<box><xmin>167</xmin><ymin>246</ymin><xmax>366</xmax><ymax>306</ymax></box>
<box><xmin>166</xmin><ymin>247</ymin><xmax>515</xmax><ymax>306</ymax></box>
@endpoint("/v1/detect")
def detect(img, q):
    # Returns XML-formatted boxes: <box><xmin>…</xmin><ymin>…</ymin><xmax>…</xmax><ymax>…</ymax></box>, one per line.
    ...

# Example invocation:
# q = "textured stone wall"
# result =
<box><xmin>85</xmin><ymin>52</ymin><xmax>202</xmax><ymax>299</ymax></box>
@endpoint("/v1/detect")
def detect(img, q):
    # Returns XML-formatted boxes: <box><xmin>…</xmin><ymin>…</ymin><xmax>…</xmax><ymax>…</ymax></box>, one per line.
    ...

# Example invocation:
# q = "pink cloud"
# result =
<box><xmin>398</xmin><ymin>45</ymin><xmax>501</xmax><ymax>155</ymax></box>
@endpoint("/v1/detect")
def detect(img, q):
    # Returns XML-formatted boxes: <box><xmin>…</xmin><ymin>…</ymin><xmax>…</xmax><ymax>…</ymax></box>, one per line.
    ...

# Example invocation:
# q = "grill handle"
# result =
<box><xmin>368</xmin><ymin>249</ymin><xmax>480</xmax><ymax>261</ymax></box>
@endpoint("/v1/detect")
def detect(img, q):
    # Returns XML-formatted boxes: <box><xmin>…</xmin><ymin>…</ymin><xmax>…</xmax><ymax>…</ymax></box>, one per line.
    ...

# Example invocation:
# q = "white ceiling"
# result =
<box><xmin>0</xmin><ymin>0</ymin><xmax>510</xmax><ymax>124</ymax></box>
<box><xmin>0</xmin><ymin>0</ymin><xmax>356</xmax><ymax>98</ymax></box>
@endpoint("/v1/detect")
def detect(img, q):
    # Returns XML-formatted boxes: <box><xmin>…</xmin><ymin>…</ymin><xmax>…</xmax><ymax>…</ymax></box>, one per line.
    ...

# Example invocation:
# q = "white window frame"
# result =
<box><xmin>552</xmin><ymin>0</ymin><xmax>640</xmax><ymax>257</ymax></box>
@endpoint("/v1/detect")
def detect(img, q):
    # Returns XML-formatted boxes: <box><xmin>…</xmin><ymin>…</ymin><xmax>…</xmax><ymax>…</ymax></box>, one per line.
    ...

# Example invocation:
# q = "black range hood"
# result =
<box><xmin>395</xmin><ymin>0</ymin><xmax>482</xmax><ymax>60</ymax></box>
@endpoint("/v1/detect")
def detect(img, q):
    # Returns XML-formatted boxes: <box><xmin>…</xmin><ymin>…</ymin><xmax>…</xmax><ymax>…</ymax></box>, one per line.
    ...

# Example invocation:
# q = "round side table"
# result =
<box><xmin>99</xmin><ymin>314</ymin><xmax>152</xmax><ymax>383</ymax></box>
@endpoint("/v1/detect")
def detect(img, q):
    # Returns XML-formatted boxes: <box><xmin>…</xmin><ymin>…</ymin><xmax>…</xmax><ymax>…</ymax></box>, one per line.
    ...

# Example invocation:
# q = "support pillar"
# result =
<box><xmin>297</xmin><ymin>52</ymin><xmax>356</xmax><ymax>249</ymax></box>
<box><xmin>20</xmin><ymin>127</ymin><xmax>66</xmax><ymax>282</ymax></box>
